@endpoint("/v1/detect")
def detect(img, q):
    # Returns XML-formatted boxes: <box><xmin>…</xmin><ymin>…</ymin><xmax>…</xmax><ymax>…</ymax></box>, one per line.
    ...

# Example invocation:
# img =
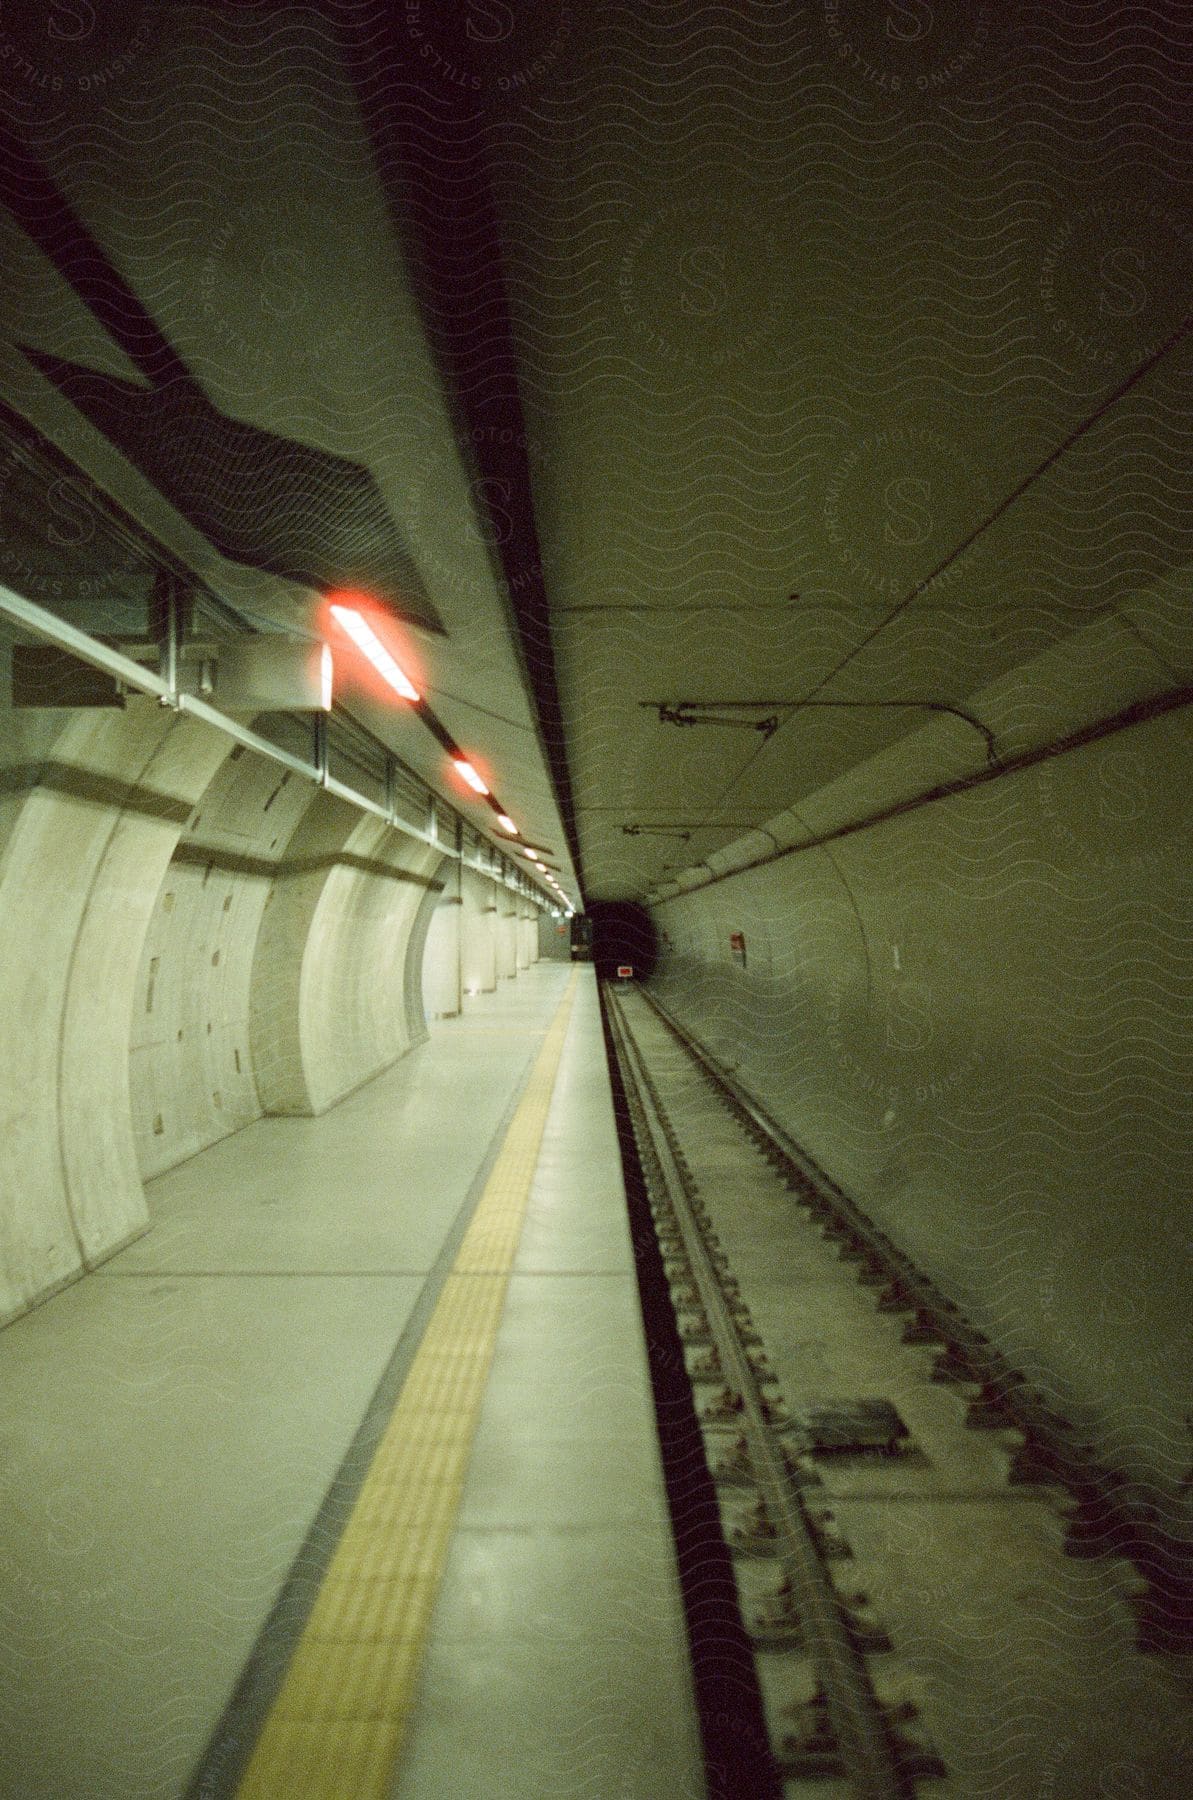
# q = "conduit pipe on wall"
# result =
<box><xmin>0</xmin><ymin>581</ymin><xmax>549</xmax><ymax>908</ymax></box>
<box><xmin>648</xmin><ymin>684</ymin><xmax>1193</xmax><ymax>904</ymax></box>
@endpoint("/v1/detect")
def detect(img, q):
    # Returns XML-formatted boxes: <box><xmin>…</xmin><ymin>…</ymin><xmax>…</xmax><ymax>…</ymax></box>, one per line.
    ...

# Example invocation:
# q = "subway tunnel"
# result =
<box><xmin>0</xmin><ymin>6</ymin><xmax>1191</xmax><ymax>1797</ymax></box>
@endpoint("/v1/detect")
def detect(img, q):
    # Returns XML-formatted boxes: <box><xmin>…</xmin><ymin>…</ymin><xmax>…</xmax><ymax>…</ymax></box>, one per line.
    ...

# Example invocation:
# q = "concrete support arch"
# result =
<box><xmin>460</xmin><ymin>865</ymin><xmax>498</xmax><ymax>998</ymax></box>
<box><xmin>0</xmin><ymin>695</ymin><xmax>450</xmax><ymax>1326</ymax></box>
<box><xmin>250</xmin><ymin>794</ymin><xmax>444</xmax><ymax>1116</ymax></box>
<box><xmin>496</xmin><ymin>900</ymin><xmax>518</xmax><ymax>980</ymax></box>
<box><xmin>0</xmin><ymin>701</ymin><xmax>234</xmax><ymax>1324</ymax></box>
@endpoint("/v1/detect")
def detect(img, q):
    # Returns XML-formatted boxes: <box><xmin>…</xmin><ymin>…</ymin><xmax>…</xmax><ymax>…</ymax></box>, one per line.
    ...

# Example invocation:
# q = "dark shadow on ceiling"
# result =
<box><xmin>0</xmin><ymin>119</ymin><xmax>441</xmax><ymax>633</ymax></box>
<box><xmin>22</xmin><ymin>348</ymin><xmax>439</xmax><ymax>628</ymax></box>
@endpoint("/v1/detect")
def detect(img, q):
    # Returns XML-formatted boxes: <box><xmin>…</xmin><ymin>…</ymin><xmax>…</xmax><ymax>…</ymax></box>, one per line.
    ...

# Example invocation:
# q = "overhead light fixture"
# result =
<box><xmin>453</xmin><ymin>758</ymin><xmax>489</xmax><ymax>795</ymax></box>
<box><xmin>329</xmin><ymin>605</ymin><xmax>420</xmax><ymax>702</ymax></box>
<box><xmin>496</xmin><ymin>814</ymin><xmax>518</xmax><ymax>834</ymax></box>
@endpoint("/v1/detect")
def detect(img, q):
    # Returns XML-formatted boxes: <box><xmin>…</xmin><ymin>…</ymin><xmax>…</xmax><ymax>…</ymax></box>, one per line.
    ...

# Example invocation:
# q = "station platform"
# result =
<box><xmin>0</xmin><ymin>965</ymin><xmax>705</xmax><ymax>1800</ymax></box>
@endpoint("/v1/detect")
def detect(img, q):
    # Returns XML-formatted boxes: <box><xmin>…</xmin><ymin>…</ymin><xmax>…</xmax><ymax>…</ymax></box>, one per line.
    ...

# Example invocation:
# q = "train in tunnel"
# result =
<box><xmin>0</xmin><ymin>4</ymin><xmax>1191</xmax><ymax>1798</ymax></box>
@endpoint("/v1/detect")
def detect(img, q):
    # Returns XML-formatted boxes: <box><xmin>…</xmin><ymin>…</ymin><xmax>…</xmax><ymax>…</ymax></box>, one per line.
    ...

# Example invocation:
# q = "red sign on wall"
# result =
<box><xmin>729</xmin><ymin>931</ymin><xmax>746</xmax><ymax>968</ymax></box>
<box><xmin>617</xmin><ymin>965</ymin><xmax>634</xmax><ymax>979</ymax></box>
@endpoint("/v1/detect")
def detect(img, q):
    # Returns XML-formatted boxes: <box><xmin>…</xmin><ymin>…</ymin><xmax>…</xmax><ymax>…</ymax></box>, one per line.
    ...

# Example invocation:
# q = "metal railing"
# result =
<box><xmin>0</xmin><ymin>579</ymin><xmax>544</xmax><ymax>905</ymax></box>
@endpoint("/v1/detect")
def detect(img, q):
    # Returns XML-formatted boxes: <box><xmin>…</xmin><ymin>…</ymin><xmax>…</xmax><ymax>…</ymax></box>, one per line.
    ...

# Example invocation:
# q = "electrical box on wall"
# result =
<box><xmin>216</xmin><ymin>637</ymin><xmax>332</xmax><ymax>714</ymax></box>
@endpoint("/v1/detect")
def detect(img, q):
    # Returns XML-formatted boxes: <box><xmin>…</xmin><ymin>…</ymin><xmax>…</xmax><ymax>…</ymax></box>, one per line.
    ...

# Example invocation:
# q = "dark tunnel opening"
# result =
<box><xmin>587</xmin><ymin>901</ymin><xmax>659</xmax><ymax>980</ymax></box>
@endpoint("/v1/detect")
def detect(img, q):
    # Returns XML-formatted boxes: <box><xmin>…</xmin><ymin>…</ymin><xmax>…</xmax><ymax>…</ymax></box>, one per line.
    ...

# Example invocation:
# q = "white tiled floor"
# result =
<box><xmin>391</xmin><ymin>973</ymin><xmax>704</xmax><ymax>1798</ymax></box>
<box><xmin>0</xmin><ymin>967</ymin><xmax>703</xmax><ymax>1800</ymax></box>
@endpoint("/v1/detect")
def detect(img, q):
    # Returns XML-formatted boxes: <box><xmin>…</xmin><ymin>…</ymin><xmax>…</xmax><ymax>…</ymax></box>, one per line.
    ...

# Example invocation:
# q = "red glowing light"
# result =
<box><xmin>327</xmin><ymin>601</ymin><xmax>420</xmax><ymax>702</ymax></box>
<box><xmin>453</xmin><ymin>758</ymin><xmax>489</xmax><ymax>795</ymax></box>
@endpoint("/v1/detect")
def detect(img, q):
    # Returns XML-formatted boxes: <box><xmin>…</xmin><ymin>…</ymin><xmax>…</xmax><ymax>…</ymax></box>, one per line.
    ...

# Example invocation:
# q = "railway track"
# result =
<box><xmin>606</xmin><ymin>986</ymin><xmax>942</xmax><ymax>1795</ymax></box>
<box><xmin>603</xmin><ymin>979</ymin><xmax>1192</xmax><ymax>1799</ymax></box>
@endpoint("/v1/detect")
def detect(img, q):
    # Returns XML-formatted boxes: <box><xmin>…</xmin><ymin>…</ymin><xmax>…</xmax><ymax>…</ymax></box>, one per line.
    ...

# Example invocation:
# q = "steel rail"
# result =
<box><xmin>634</xmin><ymin>981</ymin><xmax>1192</xmax><ymax>1656</ymax></box>
<box><xmin>607</xmin><ymin>986</ymin><xmax>916</xmax><ymax>1798</ymax></box>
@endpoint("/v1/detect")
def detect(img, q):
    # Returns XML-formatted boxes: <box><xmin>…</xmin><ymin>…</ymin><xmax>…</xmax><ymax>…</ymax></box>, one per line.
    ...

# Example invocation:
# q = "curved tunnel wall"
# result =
<box><xmin>131</xmin><ymin>745</ymin><xmax>313</xmax><ymax>1177</ymax></box>
<box><xmin>647</xmin><ymin>699</ymin><xmax>1193</xmax><ymax>1504</ymax></box>
<box><xmin>1</xmin><ymin>701</ymin><xmax>233</xmax><ymax>1323</ymax></box>
<box><xmin>250</xmin><ymin>799</ymin><xmax>445</xmax><ymax>1117</ymax></box>
<box><xmin>0</xmin><ymin>694</ymin><xmax>539</xmax><ymax>1328</ymax></box>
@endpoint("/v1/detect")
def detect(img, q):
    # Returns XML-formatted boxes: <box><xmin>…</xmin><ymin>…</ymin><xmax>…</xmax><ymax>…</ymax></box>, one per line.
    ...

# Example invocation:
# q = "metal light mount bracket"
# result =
<box><xmin>649</xmin><ymin>702</ymin><xmax>779</xmax><ymax>738</ymax></box>
<box><xmin>622</xmin><ymin>824</ymin><xmax>693</xmax><ymax>840</ymax></box>
<box><xmin>644</xmin><ymin>697</ymin><xmax>999</xmax><ymax>764</ymax></box>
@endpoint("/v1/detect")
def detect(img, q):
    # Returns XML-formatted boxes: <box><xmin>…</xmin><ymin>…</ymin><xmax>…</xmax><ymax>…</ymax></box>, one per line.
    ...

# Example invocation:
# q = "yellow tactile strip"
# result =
<box><xmin>236</xmin><ymin>972</ymin><xmax>579</xmax><ymax>1799</ymax></box>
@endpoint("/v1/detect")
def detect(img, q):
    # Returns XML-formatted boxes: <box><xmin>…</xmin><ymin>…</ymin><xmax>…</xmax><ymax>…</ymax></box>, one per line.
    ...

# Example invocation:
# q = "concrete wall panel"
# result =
<box><xmin>402</xmin><ymin>867</ymin><xmax>447</xmax><ymax>1047</ymax></box>
<box><xmin>496</xmin><ymin>903</ymin><xmax>518</xmax><ymax>980</ymax></box>
<box><xmin>251</xmin><ymin>794</ymin><xmax>444</xmax><ymax>1115</ymax></box>
<box><xmin>0</xmin><ymin>686</ymin><xmax>452</xmax><ymax>1326</ymax></box>
<box><xmin>130</xmin><ymin>750</ymin><xmax>313</xmax><ymax>1177</ymax></box>
<box><xmin>250</xmin><ymin>788</ymin><xmax>362</xmax><ymax>1114</ymax></box>
<box><xmin>296</xmin><ymin>816</ymin><xmax>442</xmax><ymax>1111</ymax></box>
<box><xmin>460</xmin><ymin>865</ymin><xmax>497</xmax><ymax>998</ymax></box>
<box><xmin>0</xmin><ymin>701</ymin><xmax>231</xmax><ymax>1323</ymax></box>
<box><xmin>423</xmin><ymin>891</ymin><xmax>463</xmax><ymax>1021</ymax></box>
<box><xmin>650</xmin><ymin>704</ymin><xmax>1193</xmax><ymax>1501</ymax></box>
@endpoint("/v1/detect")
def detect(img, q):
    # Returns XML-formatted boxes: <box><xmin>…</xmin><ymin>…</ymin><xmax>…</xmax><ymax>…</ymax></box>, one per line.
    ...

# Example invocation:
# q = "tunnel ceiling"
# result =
<box><xmin>1</xmin><ymin>3</ymin><xmax>1190</xmax><ymax>905</ymax></box>
<box><xmin>0</xmin><ymin>5</ymin><xmax>580</xmax><ymax>905</ymax></box>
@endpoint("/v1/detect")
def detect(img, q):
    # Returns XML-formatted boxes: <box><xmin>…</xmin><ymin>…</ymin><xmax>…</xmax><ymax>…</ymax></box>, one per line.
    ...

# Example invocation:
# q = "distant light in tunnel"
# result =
<box><xmin>496</xmin><ymin>814</ymin><xmax>518</xmax><ymax>834</ymax></box>
<box><xmin>453</xmin><ymin>758</ymin><xmax>489</xmax><ymax>796</ymax></box>
<box><xmin>328</xmin><ymin>605</ymin><xmax>420</xmax><ymax>702</ymax></box>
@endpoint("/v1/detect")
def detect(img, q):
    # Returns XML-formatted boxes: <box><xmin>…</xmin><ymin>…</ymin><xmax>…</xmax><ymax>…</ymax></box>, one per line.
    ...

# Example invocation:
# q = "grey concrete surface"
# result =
<box><xmin>0</xmin><ymin>964</ymin><xmax>577</xmax><ymax>1800</ymax></box>
<box><xmin>391</xmin><ymin>973</ymin><xmax>705</xmax><ymax>1800</ymax></box>
<box><xmin>649</xmin><ymin>658</ymin><xmax>1193</xmax><ymax>1506</ymax></box>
